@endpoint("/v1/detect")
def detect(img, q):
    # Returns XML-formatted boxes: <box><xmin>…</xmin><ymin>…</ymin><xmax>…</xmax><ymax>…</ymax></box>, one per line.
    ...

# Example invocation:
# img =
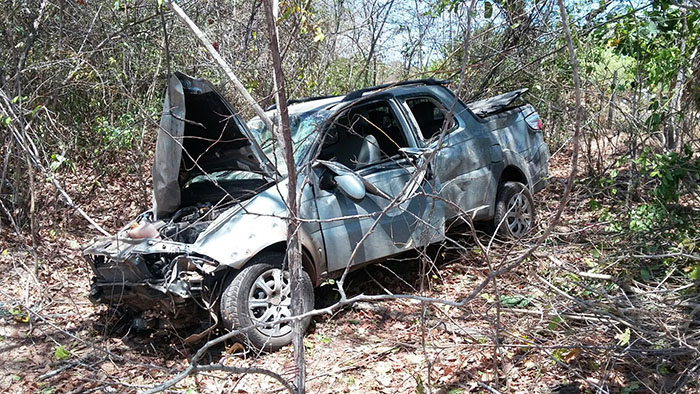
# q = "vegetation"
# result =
<box><xmin>0</xmin><ymin>0</ymin><xmax>699</xmax><ymax>392</ymax></box>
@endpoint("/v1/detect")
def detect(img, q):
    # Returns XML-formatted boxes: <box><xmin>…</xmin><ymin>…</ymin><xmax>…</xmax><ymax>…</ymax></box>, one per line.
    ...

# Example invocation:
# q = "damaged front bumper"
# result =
<box><xmin>83</xmin><ymin>236</ymin><xmax>219</xmax><ymax>312</ymax></box>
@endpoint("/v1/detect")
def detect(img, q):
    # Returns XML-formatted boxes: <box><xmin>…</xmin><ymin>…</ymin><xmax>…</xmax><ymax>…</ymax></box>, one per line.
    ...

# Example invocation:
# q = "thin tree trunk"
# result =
<box><xmin>262</xmin><ymin>1</ymin><xmax>305</xmax><ymax>393</ymax></box>
<box><xmin>666</xmin><ymin>10</ymin><xmax>687</xmax><ymax>151</ymax></box>
<box><xmin>25</xmin><ymin>152</ymin><xmax>39</xmax><ymax>274</ymax></box>
<box><xmin>607</xmin><ymin>70</ymin><xmax>617</xmax><ymax>128</ymax></box>
<box><xmin>359</xmin><ymin>0</ymin><xmax>395</xmax><ymax>86</ymax></box>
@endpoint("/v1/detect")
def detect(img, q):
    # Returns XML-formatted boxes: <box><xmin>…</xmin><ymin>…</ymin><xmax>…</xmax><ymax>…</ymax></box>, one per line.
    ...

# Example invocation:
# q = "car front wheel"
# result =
<box><xmin>219</xmin><ymin>252</ymin><xmax>314</xmax><ymax>351</ymax></box>
<box><xmin>493</xmin><ymin>181</ymin><xmax>536</xmax><ymax>238</ymax></box>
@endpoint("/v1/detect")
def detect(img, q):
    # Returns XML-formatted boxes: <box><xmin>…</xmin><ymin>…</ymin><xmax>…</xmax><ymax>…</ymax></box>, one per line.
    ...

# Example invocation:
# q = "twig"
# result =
<box><xmin>478</xmin><ymin>381</ymin><xmax>503</xmax><ymax>394</ymax></box>
<box><xmin>632</xmin><ymin>252</ymin><xmax>700</xmax><ymax>262</ymax></box>
<box><xmin>38</xmin><ymin>355</ymin><xmax>95</xmax><ymax>381</ymax></box>
<box><xmin>577</xmin><ymin>271</ymin><xmax>614</xmax><ymax>280</ymax></box>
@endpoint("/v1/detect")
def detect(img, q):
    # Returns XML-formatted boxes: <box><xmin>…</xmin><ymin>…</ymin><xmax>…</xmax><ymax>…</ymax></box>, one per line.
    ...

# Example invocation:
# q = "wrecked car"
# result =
<box><xmin>83</xmin><ymin>72</ymin><xmax>549</xmax><ymax>350</ymax></box>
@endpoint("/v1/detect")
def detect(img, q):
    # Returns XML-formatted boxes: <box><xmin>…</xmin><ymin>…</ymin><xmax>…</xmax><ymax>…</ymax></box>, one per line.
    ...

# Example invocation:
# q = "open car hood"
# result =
<box><xmin>153</xmin><ymin>72</ymin><xmax>275</xmax><ymax>219</ymax></box>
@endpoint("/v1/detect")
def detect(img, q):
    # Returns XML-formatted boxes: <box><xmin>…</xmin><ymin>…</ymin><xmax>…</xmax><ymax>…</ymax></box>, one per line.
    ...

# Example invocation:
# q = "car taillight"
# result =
<box><xmin>525</xmin><ymin>113</ymin><xmax>543</xmax><ymax>130</ymax></box>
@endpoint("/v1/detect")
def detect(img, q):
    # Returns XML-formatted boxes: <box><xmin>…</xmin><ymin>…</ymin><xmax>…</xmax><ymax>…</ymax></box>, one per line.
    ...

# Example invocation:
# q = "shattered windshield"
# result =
<box><xmin>247</xmin><ymin>109</ymin><xmax>331</xmax><ymax>173</ymax></box>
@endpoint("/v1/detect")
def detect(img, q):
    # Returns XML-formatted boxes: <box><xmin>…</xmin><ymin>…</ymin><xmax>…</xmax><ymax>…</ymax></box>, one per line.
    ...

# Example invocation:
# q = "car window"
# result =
<box><xmin>319</xmin><ymin>100</ymin><xmax>410</xmax><ymax>170</ymax></box>
<box><xmin>405</xmin><ymin>97</ymin><xmax>456</xmax><ymax>140</ymax></box>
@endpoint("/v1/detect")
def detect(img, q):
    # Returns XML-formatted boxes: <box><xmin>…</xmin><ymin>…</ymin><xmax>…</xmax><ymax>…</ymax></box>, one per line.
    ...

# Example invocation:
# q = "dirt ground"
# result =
<box><xmin>0</xmin><ymin>148</ymin><xmax>695</xmax><ymax>393</ymax></box>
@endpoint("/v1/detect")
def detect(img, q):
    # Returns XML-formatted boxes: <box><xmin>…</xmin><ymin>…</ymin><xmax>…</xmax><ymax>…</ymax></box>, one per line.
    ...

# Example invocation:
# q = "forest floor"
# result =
<box><xmin>0</xmin><ymin>147</ymin><xmax>696</xmax><ymax>393</ymax></box>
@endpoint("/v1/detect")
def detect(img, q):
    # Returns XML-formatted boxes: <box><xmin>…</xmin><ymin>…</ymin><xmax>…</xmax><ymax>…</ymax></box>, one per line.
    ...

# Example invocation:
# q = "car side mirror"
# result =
<box><xmin>316</xmin><ymin>159</ymin><xmax>387</xmax><ymax>201</ymax></box>
<box><xmin>317</xmin><ymin>162</ymin><xmax>366</xmax><ymax>200</ymax></box>
<box><xmin>334</xmin><ymin>173</ymin><xmax>366</xmax><ymax>200</ymax></box>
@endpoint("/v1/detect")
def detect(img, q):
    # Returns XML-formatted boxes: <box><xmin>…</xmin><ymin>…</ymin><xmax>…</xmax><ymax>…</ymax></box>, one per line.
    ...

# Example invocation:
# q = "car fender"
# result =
<box><xmin>497</xmin><ymin>149</ymin><xmax>534</xmax><ymax>190</ymax></box>
<box><xmin>191</xmin><ymin>178</ymin><xmax>323</xmax><ymax>272</ymax></box>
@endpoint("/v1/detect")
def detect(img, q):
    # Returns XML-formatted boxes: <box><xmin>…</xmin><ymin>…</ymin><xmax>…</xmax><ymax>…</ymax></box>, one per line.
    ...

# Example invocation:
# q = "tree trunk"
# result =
<box><xmin>262</xmin><ymin>1</ymin><xmax>306</xmax><ymax>392</ymax></box>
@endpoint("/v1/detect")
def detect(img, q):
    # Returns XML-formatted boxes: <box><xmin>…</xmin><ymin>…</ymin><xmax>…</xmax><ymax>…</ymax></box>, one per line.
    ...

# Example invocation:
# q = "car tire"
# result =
<box><xmin>493</xmin><ymin>181</ymin><xmax>536</xmax><ymax>239</ymax></box>
<box><xmin>219</xmin><ymin>252</ymin><xmax>314</xmax><ymax>352</ymax></box>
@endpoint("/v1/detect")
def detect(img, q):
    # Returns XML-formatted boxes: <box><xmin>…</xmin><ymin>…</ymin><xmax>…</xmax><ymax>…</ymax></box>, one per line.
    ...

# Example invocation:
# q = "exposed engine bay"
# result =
<box><xmin>159</xmin><ymin>176</ymin><xmax>270</xmax><ymax>243</ymax></box>
<box><xmin>158</xmin><ymin>202</ymin><xmax>224</xmax><ymax>244</ymax></box>
<box><xmin>84</xmin><ymin>175</ymin><xmax>271</xmax><ymax>321</ymax></box>
<box><xmin>126</xmin><ymin>176</ymin><xmax>271</xmax><ymax>245</ymax></box>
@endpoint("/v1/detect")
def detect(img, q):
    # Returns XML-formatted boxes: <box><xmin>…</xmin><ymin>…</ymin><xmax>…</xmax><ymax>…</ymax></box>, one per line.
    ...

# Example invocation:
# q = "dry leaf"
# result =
<box><xmin>226</xmin><ymin>342</ymin><xmax>245</xmax><ymax>355</ymax></box>
<box><xmin>562</xmin><ymin>348</ymin><xmax>581</xmax><ymax>363</ymax></box>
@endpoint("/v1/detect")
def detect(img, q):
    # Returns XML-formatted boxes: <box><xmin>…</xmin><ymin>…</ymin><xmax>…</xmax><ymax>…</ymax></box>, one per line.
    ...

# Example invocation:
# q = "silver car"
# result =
<box><xmin>83</xmin><ymin>72</ymin><xmax>549</xmax><ymax>350</ymax></box>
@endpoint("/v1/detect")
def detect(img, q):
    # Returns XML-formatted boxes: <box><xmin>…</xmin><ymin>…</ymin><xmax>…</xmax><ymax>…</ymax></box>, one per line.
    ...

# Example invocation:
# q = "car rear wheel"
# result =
<box><xmin>219</xmin><ymin>252</ymin><xmax>314</xmax><ymax>352</ymax></box>
<box><xmin>493</xmin><ymin>181</ymin><xmax>536</xmax><ymax>238</ymax></box>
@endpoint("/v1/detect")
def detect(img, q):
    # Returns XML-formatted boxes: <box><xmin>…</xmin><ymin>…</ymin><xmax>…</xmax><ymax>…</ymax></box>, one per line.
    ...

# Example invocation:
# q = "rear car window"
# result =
<box><xmin>406</xmin><ymin>97</ymin><xmax>455</xmax><ymax>140</ymax></box>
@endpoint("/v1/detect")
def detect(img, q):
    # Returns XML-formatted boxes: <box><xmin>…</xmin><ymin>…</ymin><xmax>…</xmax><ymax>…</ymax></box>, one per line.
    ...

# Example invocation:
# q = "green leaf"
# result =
<box><xmin>615</xmin><ymin>328</ymin><xmax>630</xmax><ymax>346</ymax></box>
<box><xmin>484</xmin><ymin>1</ymin><xmax>493</xmax><ymax>18</ymax></box>
<box><xmin>640</xmin><ymin>268</ymin><xmax>651</xmax><ymax>281</ymax></box>
<box><xmin>551</xmin><ymin>348</ymin><xmax>566</xmax><ymax>362</ymax></box>
<box><xmin>647</xmin><ymin>21</ymin><xmax>658</xmax><ymax>37</ymax></box>
<box><xmin>415</xmin><ymin>374</ymin><xmax>425</xmax><ymax>394</ymax></box>
<box><xmin>500</xmin><ymin>295</ymin><xmax>531</xmax><ymax>308</ymax></box>
<box><xmin>548</xmin><ymin>316</ymin><xmax>564</xmax><ymax>330</ymax></box>
<box><xmin>621</xmin><ymin>381</ymin><xmax>640</xmax><ymax>394</ymax></box>
<box><xmin>303</xmin><ymin>338</ymin><xmax>314</xmax><ymax>355</ymax></box>
<box><xmin>588</xmin><ymin>199</ymin><xmax>602</xmax><ymax>210</ymax></box>
<box><xmin>54</xmin><ymin>345</ymin><xmax>70</xmax><ymax>360</ymax></box>
<box><xmin>481</xmin><ymin>293</ymin><xmax>495</xmax><ymax>303</ymax></box>
<box><xmin>40</xmin><ymin>386</ymin><xmax>55</xmax><ymax>394</ymax></box>
<box><xmin>313</xmin><ymin>30</ymin><xmax>326</xmax><ymax>43</ymax></box>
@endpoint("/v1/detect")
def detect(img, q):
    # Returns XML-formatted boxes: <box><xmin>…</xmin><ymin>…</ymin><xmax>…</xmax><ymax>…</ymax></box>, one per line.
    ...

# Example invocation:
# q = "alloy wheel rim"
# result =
<box><xmin>505</xmin><ymin>192</ymin><xmax>531</xmax><ymax>237</ymax></box>
<box><xmin>248</xmin><ymin>268</ymin><xmax>292</xmax><ymax>337</ymax></box>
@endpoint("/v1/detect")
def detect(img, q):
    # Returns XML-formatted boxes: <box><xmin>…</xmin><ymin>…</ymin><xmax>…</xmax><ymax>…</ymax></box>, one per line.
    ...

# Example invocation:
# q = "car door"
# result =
<box><xmin>312</xmin><ymin>99</ymin><xmax>445</xmax><ymax>274</ymax></box>
<box><xmin>400</xmin><ymin>91</ymin><xmax>498</xmax><ymax>221</ymax></box>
